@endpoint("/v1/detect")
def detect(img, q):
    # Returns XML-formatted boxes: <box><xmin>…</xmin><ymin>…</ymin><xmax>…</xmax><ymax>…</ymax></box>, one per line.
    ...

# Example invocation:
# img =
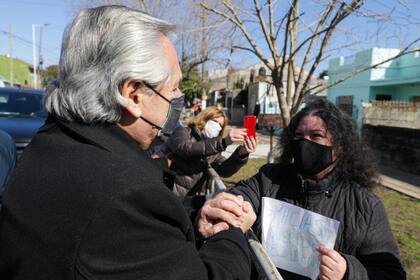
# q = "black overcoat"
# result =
<box><xmin>167</xmin><ymin>125</ymin><xmax>248</xmax><ymax>196</ymax></box>
<box><xmin>0</xmin><ymin>117</ymin><xmax>251</xmax><ymax>280</ymax></box>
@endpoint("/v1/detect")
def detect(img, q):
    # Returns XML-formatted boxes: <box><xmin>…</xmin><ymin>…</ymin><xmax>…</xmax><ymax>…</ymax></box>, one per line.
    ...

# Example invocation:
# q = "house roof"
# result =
<box><xmin>370</xmin><ymin>76</ymin><xmax>420</xmax><ymax>87</ymax></box>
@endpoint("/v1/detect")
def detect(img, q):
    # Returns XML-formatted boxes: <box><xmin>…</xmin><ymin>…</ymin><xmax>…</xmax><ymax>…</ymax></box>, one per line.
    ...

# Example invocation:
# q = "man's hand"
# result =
<box><xmin>317</xmin><ymin>246</ymin><xmax>347</xmax><ymax>280</ymax></box>
<box><xmin>198</xmin><ymin>192</ymin><xmax>256</xmax><ymax>239</ymax></box>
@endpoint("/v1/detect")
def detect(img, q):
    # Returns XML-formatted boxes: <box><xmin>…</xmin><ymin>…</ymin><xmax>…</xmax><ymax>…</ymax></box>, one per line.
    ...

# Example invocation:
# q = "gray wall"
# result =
<box><xmin>363</xmin><ymin>124</ymin><xmax>420</xmax><ymax>175</ymax></box>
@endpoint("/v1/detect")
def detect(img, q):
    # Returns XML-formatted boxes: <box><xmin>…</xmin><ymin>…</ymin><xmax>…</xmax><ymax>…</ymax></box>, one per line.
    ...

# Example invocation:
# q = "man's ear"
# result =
<box><xmin>120</xmin><ymin>79</ymin><xmax>143</xmax><ymax>118</ymax></box>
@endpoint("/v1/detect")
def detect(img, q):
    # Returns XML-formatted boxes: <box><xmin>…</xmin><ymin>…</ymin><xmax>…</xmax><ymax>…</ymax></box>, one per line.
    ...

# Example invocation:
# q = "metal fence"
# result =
<box><xmin>207</xmin><ymin>168</ymin><xmax>283</xmax><ymax>280</ymax></box>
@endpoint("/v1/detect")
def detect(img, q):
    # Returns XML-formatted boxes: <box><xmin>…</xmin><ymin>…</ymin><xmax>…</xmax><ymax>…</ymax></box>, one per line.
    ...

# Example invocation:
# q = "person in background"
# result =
<box><xmin>199</xmin><ymin>99</ymin><xmax>406</xmax><ymax>280</ymax></box>
<box><xmin>192</xmin><ymin>100</ymin><xmax>202</xmax><ymax>116</ymax></box>
<box><xmin>216</xmin><ymin>102</ymin><xmax>223</xmax><ymax>111</ymax></box>
<box><xmin>0</xmin><ymin>129</ymin><xmax>16</xmax><ymax>204</ymax></box>
<box><xmin>0</xmin><ymin>6</ymin><xmax>255</xmax><ymax>279</ymax></box>
<box><xmin>167</xmin><ymin>106</ymin><xmax>257</xmax><ymax>197</ymax></box>
<box><xmin>253</xmin><ymin>100</ymin><xmax>261</xmax><ymax>129</ymax></box>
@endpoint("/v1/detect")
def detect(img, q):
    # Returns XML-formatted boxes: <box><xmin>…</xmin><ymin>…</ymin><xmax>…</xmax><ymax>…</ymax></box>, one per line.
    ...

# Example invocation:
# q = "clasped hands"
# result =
<box><xmin>197</xmin><ymin>192</ymin><xmax>347</xmax><ymax>280</ymax></box>
<box><xmin>197</xmin><ymin>192</ymin><xmax>256</xmax><ymax>239</ymax></box>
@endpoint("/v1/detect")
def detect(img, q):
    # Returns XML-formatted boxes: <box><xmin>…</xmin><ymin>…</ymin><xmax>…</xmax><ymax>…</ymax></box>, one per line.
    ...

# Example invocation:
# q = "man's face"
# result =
<box><xmin>119</xmin><ymin>35</ymin><xmax>182</xmax><ymax>150</ymax></box>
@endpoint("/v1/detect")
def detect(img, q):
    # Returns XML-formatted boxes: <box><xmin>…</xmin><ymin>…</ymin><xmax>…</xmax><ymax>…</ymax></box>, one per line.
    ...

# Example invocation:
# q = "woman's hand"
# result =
<box><xmin>229</xmin><ymin>128</ymin><xmax>248</xmax><ymax>142</ymax></box>
<box><xmin>317</xmin><ymin>246</ymin><xmax>347</xmax><ymax>280</ymax></box>
<box><xmin>242</xmin><ymin>136</ymin><xmax>257</xmax><ymax>154</ymax></box>
<box><xmin>197</xmin><ymin>192</ymin><xmax>256</xmax><ymax>239</ymax></box>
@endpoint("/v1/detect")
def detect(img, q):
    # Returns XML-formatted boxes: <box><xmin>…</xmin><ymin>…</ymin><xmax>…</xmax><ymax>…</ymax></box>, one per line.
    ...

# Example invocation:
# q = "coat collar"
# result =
<box><xmin>43</xmin><ymin>116</ymin><xmax>148</xmax><ymax>160</ymax></box>
<box><xmin>190</xmin><ymin>125</ymin><xmax>204</xmax><ymax>141</ymax></box>
<box><xmin>300</xmin><ymin>166</ymin><xmax>339</xmax><ymax>195</ymax></box>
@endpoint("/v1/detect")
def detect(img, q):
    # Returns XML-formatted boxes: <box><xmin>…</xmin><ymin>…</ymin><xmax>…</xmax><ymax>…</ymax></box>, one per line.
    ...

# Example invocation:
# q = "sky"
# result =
<box><xmin>0</xmin><ymin>0</ymin><xmax>76</xmax><ymax>67</ymax></box>
<box><xmin>0</xmin><ymin>0</ymin><xmax>419</xmax><ymax>72</ymax></box>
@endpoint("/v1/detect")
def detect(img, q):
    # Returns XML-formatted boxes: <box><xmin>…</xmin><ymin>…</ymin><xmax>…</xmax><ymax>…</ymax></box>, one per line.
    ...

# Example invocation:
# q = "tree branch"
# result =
<box><xmin>292</xmin><ymin>0</ymin><xmax>337</xmax><ymax>107</ymax></box>
<box><xmin>252</xmin><ymin>0</ymin><xmax>278</xmax><ymax>66</ymax></box>
<box><xmin>311</xmin><ymin>41</ymin><xmax>420</xmax><ymax>96</ymax></box>
<box><xmin>293</xmin><ymin>0</ymin><xmax>363</xmax><ymax>113</ymax></box>
<box><xmin>201</xmin><ymin>1</ymin><xmax>272</xmax><ymax>69</ymax></box>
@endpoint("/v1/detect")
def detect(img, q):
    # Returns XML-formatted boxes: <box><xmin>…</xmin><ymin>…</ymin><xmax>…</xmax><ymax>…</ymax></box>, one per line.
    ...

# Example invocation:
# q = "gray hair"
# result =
<box><xmin>44</xmin><ymin>5</ymin><xmax>175</xmax><ymax>123</ymax></box>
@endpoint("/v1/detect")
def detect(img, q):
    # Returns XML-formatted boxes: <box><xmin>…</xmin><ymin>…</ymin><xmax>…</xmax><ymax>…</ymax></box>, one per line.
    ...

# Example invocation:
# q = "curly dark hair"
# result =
<box><xmin>279</xmin><ymin>98</ymin><xmax>377</xmax><ymax>188</ymax></box>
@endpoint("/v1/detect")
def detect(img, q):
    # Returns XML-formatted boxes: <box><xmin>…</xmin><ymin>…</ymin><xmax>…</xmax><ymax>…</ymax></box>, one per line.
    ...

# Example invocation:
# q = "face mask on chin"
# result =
<box><xmin>202</xmin><ymin>120</ymin><xmax>222</xmax><ymax>138</ymax></box>
<box><xmin>140</xmin><ymin>84</ymin><xmax>185</xmax><ymax>142</ymax></box>
<box><xmin>291</xmin><ymin>138</ymin><xmax>334</xmax><ymax>176</ymax></box>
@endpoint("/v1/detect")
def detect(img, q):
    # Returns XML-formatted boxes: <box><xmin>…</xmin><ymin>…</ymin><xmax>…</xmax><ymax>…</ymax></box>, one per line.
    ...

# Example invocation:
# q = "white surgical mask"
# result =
<box><xmin>202</xmin><ymin>120</ymin><xmax>222</xmax><ymax>138</ymax></box>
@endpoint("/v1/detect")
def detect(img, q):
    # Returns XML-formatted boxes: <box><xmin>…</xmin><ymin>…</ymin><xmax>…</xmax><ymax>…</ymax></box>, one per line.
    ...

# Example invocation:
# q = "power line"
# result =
<box><xmin>0</xmin><ymin>29</ymin><xmax>60</xmax><ymax>57</ymax></box>
<box><xmin>0</xmin><ymin>0</ymin><xmax>70</xmax><ymax>7</ymax></box>
<box><xmin>371</xmin><ymin>0</ymin><xmax>420</xmax><ymax>23</ymax></box>
<box><xmin>0</xmin><ymin>30</ymin><xmax>59</xmax><ymax>65</ymax></box>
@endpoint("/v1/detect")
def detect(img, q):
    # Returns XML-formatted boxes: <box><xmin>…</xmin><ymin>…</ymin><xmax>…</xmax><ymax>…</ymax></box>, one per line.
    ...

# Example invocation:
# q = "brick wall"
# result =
<box><xmin>362</xmin><ymin>124</ymin><xmax>420</xmax><ymax>175</ymax></box>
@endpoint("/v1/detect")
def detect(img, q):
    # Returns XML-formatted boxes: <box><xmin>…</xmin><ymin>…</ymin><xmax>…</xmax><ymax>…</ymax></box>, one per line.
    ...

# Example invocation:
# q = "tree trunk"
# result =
<box><xmin>272</xmin><ymin>69</ymin><xmax>290</xmax><ymax>126</ymax></box>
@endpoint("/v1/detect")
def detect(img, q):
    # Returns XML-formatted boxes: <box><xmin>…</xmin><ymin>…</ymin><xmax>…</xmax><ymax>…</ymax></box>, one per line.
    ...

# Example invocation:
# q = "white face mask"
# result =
<box><xmin>202</xmin><ymin>120</ymin><xmax>222</xmax><ymax>138</ymax></box>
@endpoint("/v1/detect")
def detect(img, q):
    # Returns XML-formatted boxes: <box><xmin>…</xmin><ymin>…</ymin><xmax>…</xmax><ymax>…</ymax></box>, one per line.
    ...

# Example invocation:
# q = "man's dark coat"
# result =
<box><xmin>0</xmin><ymin>118</ymin><xmax>251</xmax><ymax>280</ymax></box>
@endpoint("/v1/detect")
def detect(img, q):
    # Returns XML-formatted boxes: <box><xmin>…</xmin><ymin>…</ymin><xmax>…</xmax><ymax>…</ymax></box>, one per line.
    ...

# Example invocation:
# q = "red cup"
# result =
<box><xmin>244</xmin><ymin>115</ymin><xmax>256</xmax><ymax>138</ymax></box>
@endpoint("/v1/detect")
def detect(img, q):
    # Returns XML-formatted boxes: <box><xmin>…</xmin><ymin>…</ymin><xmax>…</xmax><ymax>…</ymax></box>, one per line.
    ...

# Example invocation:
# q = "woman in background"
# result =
<box><xmin>167</xmin><ymin>106</ymin><xmax>257</xmax><ymax>197</ymax></box>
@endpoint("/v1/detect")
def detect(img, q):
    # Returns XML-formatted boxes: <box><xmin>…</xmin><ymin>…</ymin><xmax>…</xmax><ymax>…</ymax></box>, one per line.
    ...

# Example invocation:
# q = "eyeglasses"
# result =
<box><xmin>144</xmin><ymin>82</ymin><xmax>182</xmax><ymax>104</ymax></box>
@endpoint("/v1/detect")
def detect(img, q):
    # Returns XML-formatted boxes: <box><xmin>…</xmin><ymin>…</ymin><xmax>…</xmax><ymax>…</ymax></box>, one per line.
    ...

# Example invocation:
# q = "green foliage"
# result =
<box><xmin>180</xmin><ymin>67</ymin><xmax>202</xmax><ymax>103</ymax></box>
<box><xmin>40</xmin><ymin>65</ymin><xmax>59</xmax><ymax>87</ymax></box>
<box><xmin>223</xmin><ymin>159</ymin><xmax>420</xmax><ymax>279</ymax></box>
<box><xmin>0</xmin><ymin>56</ymin><xmax>32</xmax><ymax>85</ymax></box>
<box><xmin>233</xmin><ymin>77</ymin><xmax>247</xmax><ymax>90</ymax></box>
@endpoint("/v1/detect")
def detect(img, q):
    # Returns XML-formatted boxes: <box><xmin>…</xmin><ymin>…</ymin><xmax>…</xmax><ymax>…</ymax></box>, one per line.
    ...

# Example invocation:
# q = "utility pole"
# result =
<box><xmin>200</xmin><ymin>5</ymin><xmax>207</xmax><ymax>109</ymax></box>
<box><xmin>32</xmin><ymin>23</ymin><xmax>48</xmax><ymax>89</ymax></box>
<box><xmin>38</xmin><ymin>26</ymin><xmax>44</xmax><ymax>71</ymax></box>
<box><xmin>32</xmin><ymin>24</ymin><xmax>37</xmax><ymax>88</ymax></box>
<box><xmin>138</xmin><ymin>0</ymin><xmax>147</xmax><ymax>11</ymax></box>
<box><xmin>8</xmin><ymin>25</ymin><xmax>14</xmax><ymax>87</ymax></box>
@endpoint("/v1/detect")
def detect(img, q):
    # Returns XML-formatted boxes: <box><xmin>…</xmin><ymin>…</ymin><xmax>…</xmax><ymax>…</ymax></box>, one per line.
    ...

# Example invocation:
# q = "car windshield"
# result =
<box><xmin>0</xmin><ymin>91</ymin><xmax>47</xmax><ymax>118</ymax></box>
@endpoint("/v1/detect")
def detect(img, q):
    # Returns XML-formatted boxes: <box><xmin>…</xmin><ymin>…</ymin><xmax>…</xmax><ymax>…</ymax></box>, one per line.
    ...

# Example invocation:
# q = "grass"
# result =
<box><xmin>223</xmin><ymin>158</ymin><xmax>267</xmax><ymax>187</ymax></box>
<box><xmin>223</xmin><ymin>159</ymin><xmax>420</xmax><ymax>280</ymax></box>
<box><xmin>373</xmin><ymin>186</ymin><xmax>420</xmax><ymax>279</ymax></box>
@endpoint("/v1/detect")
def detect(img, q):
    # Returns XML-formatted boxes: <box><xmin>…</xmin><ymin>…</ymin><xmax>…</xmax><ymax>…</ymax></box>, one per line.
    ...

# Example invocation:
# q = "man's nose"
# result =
<box><xmin>174</xmin><ymin>88</ymin><xmax>183</xmax><ymax>98</ymax></box>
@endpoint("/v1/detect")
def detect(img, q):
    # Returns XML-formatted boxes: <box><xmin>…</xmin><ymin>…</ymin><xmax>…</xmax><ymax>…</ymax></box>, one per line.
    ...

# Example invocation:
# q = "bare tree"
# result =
<box><xmin>75</xmin><ymin>0</ymin><xmax>238</xmax><ymax>101</ymax></box>
<box><xmin>201</xmin><ymin>0</ymin><xmax>420</xmax><ymax>126</ymax></box>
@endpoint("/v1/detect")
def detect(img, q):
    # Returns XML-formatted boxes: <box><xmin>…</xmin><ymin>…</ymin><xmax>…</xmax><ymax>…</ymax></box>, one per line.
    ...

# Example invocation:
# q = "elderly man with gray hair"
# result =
<box><xmin>0</xmin><ymin>6</ymin><xmax>255</xmax><ymax>280</ymax></box>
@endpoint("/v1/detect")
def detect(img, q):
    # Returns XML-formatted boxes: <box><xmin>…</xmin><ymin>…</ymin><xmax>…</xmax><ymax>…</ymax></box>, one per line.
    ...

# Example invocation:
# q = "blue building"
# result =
<box><xmin>327</xmin><ymin>48</ymin><xmax>420</xmax><ymax>128</ymax></box>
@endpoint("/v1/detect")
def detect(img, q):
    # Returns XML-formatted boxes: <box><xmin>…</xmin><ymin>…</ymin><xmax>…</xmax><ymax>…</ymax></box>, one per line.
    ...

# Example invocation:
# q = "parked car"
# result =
<box><xmin>0</xmin><ymin>87</ymin><xmax>47</xmax><ymax>157</ymax></box>
<box><xmin>0</xmin><ymin>74</ymin><xmax>6</xmax><ymax>87</ymax></box>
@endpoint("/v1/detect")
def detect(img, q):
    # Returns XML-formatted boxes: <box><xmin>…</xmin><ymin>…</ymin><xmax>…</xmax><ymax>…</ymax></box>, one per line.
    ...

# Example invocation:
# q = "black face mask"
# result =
<box><xmin>141</xmin><ymin>84</ymin><xmax>185</xmax><ymax>141</ymax></box>
<box><xmin>291</xmin><ymin>138</ymin><xmax>333</xmax><ymax>176</ymax></box>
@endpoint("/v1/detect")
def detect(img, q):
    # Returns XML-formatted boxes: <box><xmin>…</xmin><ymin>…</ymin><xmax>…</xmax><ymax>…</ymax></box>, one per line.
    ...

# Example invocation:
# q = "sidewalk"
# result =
<box><xmin>377</xmin><ymin>166</ymin><xmax>420</xmax><ymax>199</ymax></box>
<box><xmin>223</xmin><ymin>143</ymin><xmax>271</xmax><ymax>159</ymax></box>
<box><xmin>222</xmin><ymin>127</ymin><xmax>280</xmax><ymax>159</ymax></box>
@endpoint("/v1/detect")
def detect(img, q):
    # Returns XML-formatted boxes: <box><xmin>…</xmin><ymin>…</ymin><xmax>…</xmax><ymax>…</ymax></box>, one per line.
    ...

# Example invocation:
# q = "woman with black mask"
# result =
<box><xmin>198</xmin><ymin>99</ymin><xmax>406</xmax><ymax>280</ymax></box>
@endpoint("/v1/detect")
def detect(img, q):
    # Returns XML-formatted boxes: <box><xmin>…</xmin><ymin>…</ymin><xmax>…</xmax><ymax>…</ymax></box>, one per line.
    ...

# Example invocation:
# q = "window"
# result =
<box><xmin>336</xmin><ymin>96</ymin><xmax>353</xmax><ymax>116</ymax></box>
<box><xmin>376</xmin><ymin>94</ymin><xmax>392</xmax><ymax>101</ymax></box>
<box><xmin>411</xmin><ymin>96</ymin><xmax>420</xmax><ymax>103</ymax></box>
<box><xmin>0</xmin><ymin>91</ymin><xmax>45</xmax><ymax>117</ymax></box>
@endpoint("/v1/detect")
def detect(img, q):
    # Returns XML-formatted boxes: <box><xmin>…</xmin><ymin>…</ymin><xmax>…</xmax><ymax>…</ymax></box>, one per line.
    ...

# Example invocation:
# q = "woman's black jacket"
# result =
<box><xmin>229</xmin><ymin>163</ymin><xmax>406</xmax><ymax>280</ymax></box>
<box><xmin>167</xmin><ymin>125</ymin><xmax>248</xmax><ymax>196</ymax></box>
